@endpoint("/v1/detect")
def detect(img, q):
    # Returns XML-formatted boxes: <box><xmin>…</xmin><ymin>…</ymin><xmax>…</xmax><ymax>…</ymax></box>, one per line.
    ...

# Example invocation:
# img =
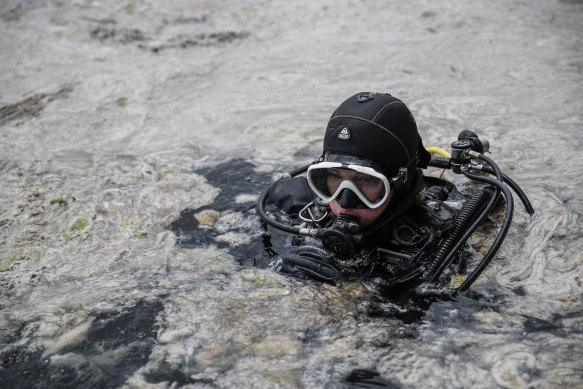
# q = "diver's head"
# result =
<box><xmin>308</xmin><ymin>92</ymin><xmax>430</xmax><ymax>227</ymax></box>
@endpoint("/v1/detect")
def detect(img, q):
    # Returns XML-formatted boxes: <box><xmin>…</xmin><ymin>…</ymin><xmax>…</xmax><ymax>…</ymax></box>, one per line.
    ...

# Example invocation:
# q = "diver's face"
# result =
<box><xmin>327</xmin><ymin>168</ymin><xmax>392</xmax><ymax>227</ymax></box>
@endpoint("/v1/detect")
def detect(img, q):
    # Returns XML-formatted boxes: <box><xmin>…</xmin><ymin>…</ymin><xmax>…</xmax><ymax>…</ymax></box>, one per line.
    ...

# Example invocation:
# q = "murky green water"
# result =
<box><xmin>1</xmin><ymin>0</ymin><xmax>582</xmax><ymax>388</ymax></box>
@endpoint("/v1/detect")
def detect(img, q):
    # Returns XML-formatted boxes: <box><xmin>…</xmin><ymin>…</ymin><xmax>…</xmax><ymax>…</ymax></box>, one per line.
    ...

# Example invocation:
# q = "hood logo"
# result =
<box><xmin>338</xmin><ymin>127</ymin><xmax>351</xmax><ymax>141</ymax></box>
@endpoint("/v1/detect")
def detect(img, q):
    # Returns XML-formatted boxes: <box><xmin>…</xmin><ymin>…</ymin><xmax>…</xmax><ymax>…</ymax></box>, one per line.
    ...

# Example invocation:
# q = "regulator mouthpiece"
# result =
<box><xmin>321</xmin><ymin>214</ymin><xmax>361</xmax><ymax>260</ymax></box>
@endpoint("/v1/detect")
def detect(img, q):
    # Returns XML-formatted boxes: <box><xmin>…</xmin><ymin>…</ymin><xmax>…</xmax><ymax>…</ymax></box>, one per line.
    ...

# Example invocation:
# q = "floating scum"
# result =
<box><xmin>0</xmin><ymin>0</ymin><xmax>582</xmax><ymax>388</ymax></box>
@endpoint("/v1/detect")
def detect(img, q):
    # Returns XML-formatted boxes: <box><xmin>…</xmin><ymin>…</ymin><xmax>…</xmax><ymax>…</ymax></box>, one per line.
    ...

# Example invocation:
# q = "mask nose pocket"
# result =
<box><xmin>338</xmin><ymin>188</ymin><xmax>365</xmax><ymax>209</ymax></box>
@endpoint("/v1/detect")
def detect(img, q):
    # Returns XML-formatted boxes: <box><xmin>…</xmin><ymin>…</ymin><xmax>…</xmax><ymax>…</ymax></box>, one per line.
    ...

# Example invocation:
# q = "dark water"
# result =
<box><xmin>344</xmin><ymin>369</ymin><xmax>400</xmax><ymax>388</ymax></box>
<box><xmin>170</xmin><ymin>159</ymin><xmax>272</xmax><ymax>251</ymax></box>
<box><xmin>1</xmin><ymin>0</ymin><xmax>582</xmax><ymax>387</ymax></box>
<box><xmin>1</xmin><ymin>300</ymin><xmax>162</xmax><ymax>389</ymax></box>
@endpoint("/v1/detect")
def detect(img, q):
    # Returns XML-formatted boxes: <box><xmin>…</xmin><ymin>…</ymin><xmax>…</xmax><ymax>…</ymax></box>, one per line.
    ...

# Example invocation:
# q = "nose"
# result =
<box><xmin>337</xmin><ymin>189</ymin><xmax>366</xmax><ymax>209</ymax></box>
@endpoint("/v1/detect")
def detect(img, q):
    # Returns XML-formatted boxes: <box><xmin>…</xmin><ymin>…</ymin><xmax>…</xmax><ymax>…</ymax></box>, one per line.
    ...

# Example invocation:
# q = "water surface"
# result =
<box><xmin>1</xmin><ymin>0</ymin><xmax>582</xmax><ymax>388</ymax></box>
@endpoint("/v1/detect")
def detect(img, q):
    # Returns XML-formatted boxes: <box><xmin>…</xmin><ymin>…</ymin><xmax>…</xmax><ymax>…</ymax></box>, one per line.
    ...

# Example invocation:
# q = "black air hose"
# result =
<box><xmin>425</xmin><ymin>187</ymin><xmax>494</xmax><ymax>282</ymax></box>
<box><xmin>428</xmin><ymin>187</ymin><xmax>499</xmax><ymax>283</ymax></box>
<box><xmin>479</xmin><ymin>166</ymin><xmax>534</xmax><ymax>214</ymax></box>
<box><xmin>257</xmin><ymin>181</ymin><xmax>303</xmax><ymax>235</ymax></box>
<box><xmin>458</xmin><ymin>155</ymin><xmax>514</xmax><ymax>291</ymax></box>
<box><xmin>428</xmin><ymin>156</ymin><xmax>451</xmax><ymax>169</ymax></box>
<box><xmin>289</xmin><ymin>164</ymin><xmax>311</xmax><ymax>177</ymax></box>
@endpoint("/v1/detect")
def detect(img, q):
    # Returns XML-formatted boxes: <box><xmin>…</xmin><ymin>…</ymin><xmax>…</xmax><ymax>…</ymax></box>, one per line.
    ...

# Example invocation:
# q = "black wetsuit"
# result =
<box><xmin>263</xmin><ymin>173</ymin><xmax>469</xmax><ymax>286</ymax></box>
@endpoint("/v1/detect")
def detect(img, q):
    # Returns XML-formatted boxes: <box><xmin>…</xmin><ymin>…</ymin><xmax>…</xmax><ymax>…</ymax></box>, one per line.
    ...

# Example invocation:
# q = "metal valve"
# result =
<box><xmin>450</xmin><ymin>140</ymin><xmax>472</xmax><ymax>173</ymax></box>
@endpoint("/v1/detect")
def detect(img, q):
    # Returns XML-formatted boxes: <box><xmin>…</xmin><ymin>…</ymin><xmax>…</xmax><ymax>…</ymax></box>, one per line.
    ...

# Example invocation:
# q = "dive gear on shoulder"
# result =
<box><xmin>425</xmin><ymin>186</ymin><xmax>495</xmax><ymax>282</ymax></box>
<box><xmin>257</xmin><ymin>130</ymin><xmax>534</xmax><ymax>291</ymax></box>
<box><xmin>424</xmin><ymin>131</ymin><xmax>534</xmax><ymax>290</ymax></box>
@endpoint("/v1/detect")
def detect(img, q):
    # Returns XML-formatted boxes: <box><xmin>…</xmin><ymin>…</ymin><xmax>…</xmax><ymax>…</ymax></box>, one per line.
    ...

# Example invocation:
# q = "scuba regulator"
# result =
<box><xmin>320</xmin><ymin>214</ymin><xmax>361</xmax><ymax>260</ymax></box>
<box><xmin>257</xmin><ymin>130</ymin><xmax>534</xmax><ymax>290</ymax></box>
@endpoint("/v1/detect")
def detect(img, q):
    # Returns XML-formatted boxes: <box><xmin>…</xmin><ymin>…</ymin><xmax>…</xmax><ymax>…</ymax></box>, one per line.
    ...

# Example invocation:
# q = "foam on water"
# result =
<box><xmin>1</xmin><ymin>0</ymin><xmax>582</xmax><ymax>388</ymax></box>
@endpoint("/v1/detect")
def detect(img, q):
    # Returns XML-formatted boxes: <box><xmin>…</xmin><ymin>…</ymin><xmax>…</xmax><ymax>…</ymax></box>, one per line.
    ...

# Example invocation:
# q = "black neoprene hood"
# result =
<box><xmin>323</xmin><ymin>92</ymin><xmax>430</xmax><ymax>177</ymax></box>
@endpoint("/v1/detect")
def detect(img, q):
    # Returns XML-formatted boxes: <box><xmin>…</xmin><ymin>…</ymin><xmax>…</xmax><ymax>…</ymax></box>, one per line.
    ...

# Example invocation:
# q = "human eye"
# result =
<box><xmin>356</xmin><ymin>175</ymin><xmax>381</xmax><ymax>189</ymax></box>
<box><xmin>327</xmin><ymin>170</ymin><xmax>342</xmax><ymax>182</ymax></box>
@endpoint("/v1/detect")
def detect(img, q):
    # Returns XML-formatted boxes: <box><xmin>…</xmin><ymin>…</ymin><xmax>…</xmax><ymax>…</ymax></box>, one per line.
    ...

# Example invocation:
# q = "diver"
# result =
<box><xmin>257</xmin><ymin>92</ymin><xmax>534</xmax><ymax>292</ymax></box>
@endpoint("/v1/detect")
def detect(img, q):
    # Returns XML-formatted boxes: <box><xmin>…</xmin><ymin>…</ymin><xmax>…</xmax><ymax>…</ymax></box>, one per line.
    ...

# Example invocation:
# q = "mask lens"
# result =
<box><xmin>325</xmin><ymin>169</ymin><xmax>343</xmax><ymax>195</ymax></box>
<box><xmin>350</xmin><ymin>173</ymin><xmax>385</xmax><ymax>200</ymax></box>
<box><xmin>308</xmin><ymin>167</ymin><xmax>333</xmax><ymax>197</ymax></box>
<box><xmin>326</xmin><ymin>169</ymin><xmax>385</xmax><ymax>201</ymax></box>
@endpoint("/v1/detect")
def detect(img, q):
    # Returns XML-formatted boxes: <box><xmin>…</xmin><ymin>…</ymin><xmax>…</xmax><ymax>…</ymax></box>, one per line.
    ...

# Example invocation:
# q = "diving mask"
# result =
<box><xmin>307</xmin><ymin>162</ymin><xmax>396</xmax><ymax>209</ymax></box>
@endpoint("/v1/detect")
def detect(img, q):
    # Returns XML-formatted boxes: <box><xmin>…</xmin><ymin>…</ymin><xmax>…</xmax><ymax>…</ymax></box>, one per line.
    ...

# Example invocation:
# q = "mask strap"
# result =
<box><xmin>390</xmin><ymin>156</ymin><xmax>417</xmax><ymax>190</ymax></box>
